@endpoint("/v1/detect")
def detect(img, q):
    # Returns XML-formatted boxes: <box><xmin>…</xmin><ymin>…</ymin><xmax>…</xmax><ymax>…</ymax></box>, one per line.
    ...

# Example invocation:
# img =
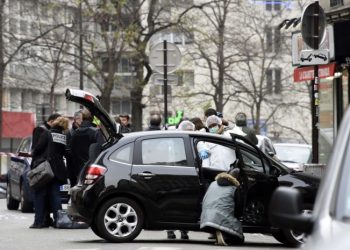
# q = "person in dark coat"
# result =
<box><xmin>65</xmin><ymin>110</ymin><xmax>83</xmax><ymax>186</ymax></box>
<box><xmin>30</xmin><ymin>116</ymin><xmax>69</xmax><ymax>228</ymax></box>
<box><xmin>119</xmin><ymin>113</ymin><xmax>134</xmax><ymax>133</ymax></box>
<box><xmin>145</xmin><ymin>114</ymin><xmax>162</xmax><ymax>131</ymax></box>
<box><xmin>30</xmin><ymin>113</ymin><xmax>61</xmax><ymax>229</ymax></box>
<box><xmin>31</xmin><ymin>113</ymin><xmax>61</xmax><ymax>169</ymax></box>
<box><xmin>233</xmin><ymin>112</ymin><xmax>258</xmax><ymax>145</ymax></box>
<box><xmin>200</xmin><ymin>170</ymin><xmax>244</xmax><ymax>246</ymax></box>
<box><xmin>70</xmin><ymin>109</ymin><xmax>100</xmax><ymax>186</ymax></box>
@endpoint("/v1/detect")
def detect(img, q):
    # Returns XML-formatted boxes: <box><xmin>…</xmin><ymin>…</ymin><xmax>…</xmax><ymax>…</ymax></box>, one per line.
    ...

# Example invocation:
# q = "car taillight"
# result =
<box><xmin>84</xmin><ymin>164</ymin><xmax>107</xmax><ymax>185</ymax></box>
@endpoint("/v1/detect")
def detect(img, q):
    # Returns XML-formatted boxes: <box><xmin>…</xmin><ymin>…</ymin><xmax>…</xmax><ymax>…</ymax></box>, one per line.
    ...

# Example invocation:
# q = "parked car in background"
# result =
<box><xmin>6</xmin><ymin>136</ymin><xmax>70</xmax><ymax>213</ymax></box>
<box><xmin>66</xmin><ymin>88</ymin><xmax>320</xmax><ymax>247</ymax></box>
<box><xmin>269</xmin><ymin>106</ymin><xmax>350</xmax><ymax>250</ymax></box>
<box><xmin>274</xmin><ymin>143</ymin><xmax>312</xmax><ymax>171</ymax></box>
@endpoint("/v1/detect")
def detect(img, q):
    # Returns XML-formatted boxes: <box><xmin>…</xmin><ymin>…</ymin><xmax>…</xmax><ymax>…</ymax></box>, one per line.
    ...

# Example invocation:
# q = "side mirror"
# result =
<box><xmin>269</xmin><ymin>187</ymin><xmax>313</xmax><ymax>234</ymax></box>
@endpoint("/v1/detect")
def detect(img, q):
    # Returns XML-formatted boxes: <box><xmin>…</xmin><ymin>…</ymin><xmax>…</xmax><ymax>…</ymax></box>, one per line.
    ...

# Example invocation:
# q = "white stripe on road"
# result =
<box><xmin>137</xmin><ymin>248</ymin><xmax>182</xmax><ymax>250</ymax></box>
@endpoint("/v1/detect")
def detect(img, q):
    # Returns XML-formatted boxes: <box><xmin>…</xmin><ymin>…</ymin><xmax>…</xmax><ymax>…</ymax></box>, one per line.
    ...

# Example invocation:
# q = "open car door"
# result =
<box><xmin>230</xmin><ymin>134</ymin><xmax>279</xmax><ymax>227</ymax></box>
<box><xmin>65</xmin><ymin>88</ymin><xmax>122</xmax><ymax>147</ymax></box>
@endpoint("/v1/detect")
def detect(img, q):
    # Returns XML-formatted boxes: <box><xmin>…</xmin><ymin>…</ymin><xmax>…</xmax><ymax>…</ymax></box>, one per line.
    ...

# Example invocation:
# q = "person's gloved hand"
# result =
<box><xmin>199</xmin><ymin>150</ymin><xmax>209</xmax><ymax>160</ymax></box>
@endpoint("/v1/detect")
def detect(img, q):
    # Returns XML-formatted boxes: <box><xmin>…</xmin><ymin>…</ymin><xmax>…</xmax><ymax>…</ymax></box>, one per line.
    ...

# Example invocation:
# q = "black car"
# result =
<box><xmin>66</xmin><ymin>88</ymin><xmax>320</xmax><ymax>247</ymax></box>
<box><xmin>6</xmin><ymin>136</ymin><xmax>70</xmax><ymax>213</ymax></box>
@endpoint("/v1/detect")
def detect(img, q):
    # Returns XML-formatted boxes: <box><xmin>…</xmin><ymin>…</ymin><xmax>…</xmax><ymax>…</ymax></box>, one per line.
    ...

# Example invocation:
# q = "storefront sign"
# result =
<box><xmin>293</xmin><ymin>62</ymin><xmax>336</xmax><ymax>82</ymax></box>
<box><xmin>167</xmin><ymin>110</ymin><xmax>183</xmax><ymax>125</ymax></box>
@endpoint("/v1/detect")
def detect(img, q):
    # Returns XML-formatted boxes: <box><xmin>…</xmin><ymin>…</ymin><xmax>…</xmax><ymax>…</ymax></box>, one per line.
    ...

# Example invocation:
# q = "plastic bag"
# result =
<box><xmin>56</xmin><ymin>210</ymin><xmax>89</xmax><ymax>229</ymax></box>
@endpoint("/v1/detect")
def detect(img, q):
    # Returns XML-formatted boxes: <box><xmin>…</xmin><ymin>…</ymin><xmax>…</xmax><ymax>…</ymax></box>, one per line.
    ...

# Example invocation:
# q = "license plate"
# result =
<box><xmin>60</xmin><ymin>184</ymin><xmax>70</xmax><ymax>192</ymax></box>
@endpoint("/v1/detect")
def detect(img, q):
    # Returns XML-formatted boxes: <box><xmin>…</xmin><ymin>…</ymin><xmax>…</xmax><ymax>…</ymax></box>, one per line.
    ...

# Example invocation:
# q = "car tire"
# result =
<box><xmin>95</xmin><ymin>197</ymin><xmax>144</xmax><ymax>243</ymax></box>
<box><xmin>272</xmin><ymin>208</ymin><xmax>312</xmax><ymax>247</ymax></box>
<box><xmin>272</xmin><ymin>229</ymin><xmax>304</xmax><ymax>248</ymax></box>
<box><xmin>6</xmin><ymin>182</ymin><xmax>19</xmax><ymax>210</ymax></box>
<box><xmin>90</xmin><ymin>220</ymin><xmax>102</xmax><ymax>238</ymax></box>
<box><xmin>20</xmin><ymin>183</ymin><xmax>34</xmax><ymax>213</ymax></box>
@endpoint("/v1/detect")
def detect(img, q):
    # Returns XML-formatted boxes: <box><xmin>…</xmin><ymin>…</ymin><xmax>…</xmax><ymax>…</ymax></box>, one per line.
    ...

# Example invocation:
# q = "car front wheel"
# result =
<box><xmin>272</xmin><ymin>209</ymin><xmax>312</xmax><ymax>248</ymax></box>
<box><xmin>95</xmin><ymin>197</ymin><xmax>144</xmax><ymax>243</ymax></box>
<box><xmin>6</xmin><ymin>182</ymin><xmax>19</xmax><ymax>210</ymax></box>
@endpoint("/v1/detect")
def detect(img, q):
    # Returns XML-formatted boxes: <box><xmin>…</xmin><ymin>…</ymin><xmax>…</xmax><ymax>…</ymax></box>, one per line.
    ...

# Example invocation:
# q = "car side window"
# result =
<box><xmin>141</xmin><ymin>138</ymin><xmax>187</xmax><ymax>166</ymax></box>
<box><xmin>241</xmin><ymin>149</ymin><xmax>265</xmax><ymax>173</ymax></box>
<box><xmin>109</xmin><ymin>143</ymin><xmax>133</xmax><ymax>164</ymax></box>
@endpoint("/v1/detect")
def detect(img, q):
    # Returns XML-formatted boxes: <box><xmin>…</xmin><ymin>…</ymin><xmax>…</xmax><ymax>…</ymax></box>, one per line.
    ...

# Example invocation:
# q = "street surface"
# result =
<box><xmin>0</xmin><ymin>199</ymin><xmax>298</xmax><ymax>250</ymax></box>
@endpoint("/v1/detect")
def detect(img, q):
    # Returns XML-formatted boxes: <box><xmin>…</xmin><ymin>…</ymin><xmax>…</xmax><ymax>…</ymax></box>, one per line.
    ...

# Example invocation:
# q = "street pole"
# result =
<box><xmin>311</xmin><ymin>1</ymin><xmax>320</xmax><ymax>163</ymax></box>
<box><xmin>79</xmin><ymin>1</ymin><xmax>83</xmax><ymax>91</ymax></box>
<box><xmin>163</xmin><ymin>40</ymin><xmax>168</xmax><ymax>130</ymax></box>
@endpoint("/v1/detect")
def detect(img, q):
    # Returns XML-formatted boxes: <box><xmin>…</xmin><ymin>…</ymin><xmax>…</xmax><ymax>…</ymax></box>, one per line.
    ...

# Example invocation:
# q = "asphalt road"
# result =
<box><xmin>0</xmin><ymin>198</ymin><xmax>298</xmax><ymax>250</ymax></box>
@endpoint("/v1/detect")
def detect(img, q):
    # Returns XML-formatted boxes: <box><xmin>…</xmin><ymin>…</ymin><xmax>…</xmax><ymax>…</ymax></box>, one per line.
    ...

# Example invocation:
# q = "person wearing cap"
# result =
<box><xmin>227</xmin><ymin>112</ymin><xmax>258</xmax><ymax>145</ymax></box>
<box><xmin>201</xmin><ymin>115</ymin><xmax>236</xmax><ymax>171</ymax></box>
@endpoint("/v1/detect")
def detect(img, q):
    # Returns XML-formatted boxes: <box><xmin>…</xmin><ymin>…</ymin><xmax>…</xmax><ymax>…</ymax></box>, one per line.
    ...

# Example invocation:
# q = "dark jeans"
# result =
<box><xmin>33</xmin><ymin>179</ymin><xmax>62</xmax><ymax>225</ymax></box>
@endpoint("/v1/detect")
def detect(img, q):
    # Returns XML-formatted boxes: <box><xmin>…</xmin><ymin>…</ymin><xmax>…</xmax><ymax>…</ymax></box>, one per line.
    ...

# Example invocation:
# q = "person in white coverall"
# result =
<box><xmin>199</xmin><ymin>115</ymin><xmax>236</xmax><ymax>171</ymax></box>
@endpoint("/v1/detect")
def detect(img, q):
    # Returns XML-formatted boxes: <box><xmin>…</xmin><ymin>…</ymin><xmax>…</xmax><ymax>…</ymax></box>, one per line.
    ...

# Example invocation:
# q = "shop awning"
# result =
<box><xmin>294</xmin><ymin>63</ymin><xmax>336</xmax><ymax>82</ymax></box>
<box><xmin>2</xmin><ymin>111</ymin><xmax>35</xmax><ymax>138</ymax></box>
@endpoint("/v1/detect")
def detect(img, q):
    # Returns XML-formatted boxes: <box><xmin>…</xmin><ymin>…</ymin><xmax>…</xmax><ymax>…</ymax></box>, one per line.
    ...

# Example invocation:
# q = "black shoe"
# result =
<box><xmin>29</xmin><ymin>223</ymin><xmax>49</xmax><ymax>229</ymax></box>
<box><xmin>181</xmin><ymin>231</ymin><xmax>189</xmax><ymax>240</ymax></box>
<box><xmin>167</xmin><ymin>231</ymin><xmax>176</xmax><ymax>239</ymax></box>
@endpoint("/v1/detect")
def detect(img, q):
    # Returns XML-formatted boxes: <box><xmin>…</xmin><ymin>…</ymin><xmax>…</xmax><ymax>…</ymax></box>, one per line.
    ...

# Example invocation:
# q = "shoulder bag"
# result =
<box><xmin>27</xmin><ymin>160</ymin><xmax>54</xmax><ymax>190</ymax></box>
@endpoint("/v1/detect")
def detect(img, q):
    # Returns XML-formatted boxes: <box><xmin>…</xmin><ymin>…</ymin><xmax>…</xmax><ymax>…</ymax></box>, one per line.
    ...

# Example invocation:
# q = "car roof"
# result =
<box><xmin>121</xmin><ymin>130</ymin><xmax>232</xmax><ymax>141</ymax></box>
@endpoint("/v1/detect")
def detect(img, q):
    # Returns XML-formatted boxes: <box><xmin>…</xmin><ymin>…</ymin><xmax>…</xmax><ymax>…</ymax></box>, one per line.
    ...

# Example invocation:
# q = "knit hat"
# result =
<box><xmin>206</xmin><ymin>115</ymin><xmax>222</xmax><ymax>127</ymax></box>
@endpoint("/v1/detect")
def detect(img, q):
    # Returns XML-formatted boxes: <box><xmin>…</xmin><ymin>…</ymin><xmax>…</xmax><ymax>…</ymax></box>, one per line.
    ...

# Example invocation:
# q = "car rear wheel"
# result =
<box><xmin>20</xmin><ymin>183</ymin><xmax>33</xmax><ymax>213</ymax></box>
<box><xmin>6</xmin><ymin>182</ymin><xmax>19</xmax><ymax>210</ymax></box>
<box><xmin>90</xmin><ymin>220</ymin><xmax>102</xmax><ymax>238</ymax></box>
<box><xmin>95</xmin><ymin>198</ymin><xmax>144</xmax><ymax>243</ymax></box>
<box><xmin>272</xmin><ymin>209</ymin><xmax>312</xmax><ymax>247</ymax></box>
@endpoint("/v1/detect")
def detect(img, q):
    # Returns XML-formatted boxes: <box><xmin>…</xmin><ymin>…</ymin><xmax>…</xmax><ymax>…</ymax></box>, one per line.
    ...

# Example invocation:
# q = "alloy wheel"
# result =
<box><xmin>104</xmin><ymin>202</ymin><xmax>138</xmax><ymax>238</ymax></box>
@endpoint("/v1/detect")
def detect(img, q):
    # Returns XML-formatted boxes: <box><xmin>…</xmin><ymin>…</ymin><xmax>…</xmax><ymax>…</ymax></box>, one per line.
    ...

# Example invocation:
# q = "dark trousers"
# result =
<box><xmin>33</xmin><ymin>179</ymin><xmax>62</xmax><ymax>225</ymax></box>
<box><xmin>33</xmin><ymin>187</ymin><xmax>47</xmax><ymax>225</ymax></box>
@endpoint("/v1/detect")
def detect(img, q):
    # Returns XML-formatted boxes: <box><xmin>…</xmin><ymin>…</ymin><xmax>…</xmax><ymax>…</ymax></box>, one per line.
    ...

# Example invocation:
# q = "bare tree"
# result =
<box><xmin>61</xmin><ymin>0</ymin><xmax>210</xmax><ymax>131</ymax></box>
<box><xmin>0</xmin><ymin>0</ymin><xmax>72</xmax><ymax>145</ymax></box>
<box><xmin>185</xmin><ymin>0</ymin><xmax>310</xmax><ymax>140</ymax></box>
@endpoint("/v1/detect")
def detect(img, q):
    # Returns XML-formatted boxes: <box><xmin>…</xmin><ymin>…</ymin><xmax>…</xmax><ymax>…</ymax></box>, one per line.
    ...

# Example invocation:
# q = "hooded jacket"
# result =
<box><xmin>200</xmin><ymin>173</ymin><xmax>244</xmax><ymax>240</ymax></box>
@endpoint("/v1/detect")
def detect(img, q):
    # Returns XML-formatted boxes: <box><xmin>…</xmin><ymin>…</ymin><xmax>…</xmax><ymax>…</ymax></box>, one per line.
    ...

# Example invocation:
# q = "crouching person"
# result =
<box><xmin>200</xmin><ymin>169</ymin><xmax>244</xmax><ymax>246</ymax></box>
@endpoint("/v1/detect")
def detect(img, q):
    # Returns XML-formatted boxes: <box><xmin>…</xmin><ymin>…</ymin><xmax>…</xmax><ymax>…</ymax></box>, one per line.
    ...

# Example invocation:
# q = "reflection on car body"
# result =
<box><xmin>65</xmin><ymin>88</ymin><xmax>320</xmax><ymax>247</ymax></box>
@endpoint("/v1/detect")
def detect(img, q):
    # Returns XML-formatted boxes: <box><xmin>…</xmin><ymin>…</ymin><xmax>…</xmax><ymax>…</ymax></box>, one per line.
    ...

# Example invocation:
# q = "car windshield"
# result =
<box><xmin>274</xmin><ymin>144</ymin><xmax>311</xmax><ymax>164</ymax></box>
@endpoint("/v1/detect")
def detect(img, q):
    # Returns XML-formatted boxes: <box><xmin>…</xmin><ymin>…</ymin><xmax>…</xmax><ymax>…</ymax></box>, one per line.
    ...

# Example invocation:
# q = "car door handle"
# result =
<box><xmin>137</xmin><ymin>172</ymin><xmax>156</xmax><ymax>178</ymax></box>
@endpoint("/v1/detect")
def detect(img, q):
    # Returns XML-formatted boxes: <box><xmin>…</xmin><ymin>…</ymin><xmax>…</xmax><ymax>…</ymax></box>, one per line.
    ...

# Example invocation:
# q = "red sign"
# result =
<box><xmin>2</xmin><ymin>111</ymin><xmax>35</xmax><ymax>138</ymax></box>
<box><xmin>293</xmin><ymin>63</ymin><xmax>336</xmax><ymax>82</ymax></box>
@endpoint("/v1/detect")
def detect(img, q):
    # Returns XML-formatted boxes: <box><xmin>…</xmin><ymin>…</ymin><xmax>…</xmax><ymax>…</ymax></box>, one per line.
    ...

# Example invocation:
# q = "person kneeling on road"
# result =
<box><xmin>200</xmin><ymin>168</ymin><xmax>244</xmax><ymax>246</ymax></box>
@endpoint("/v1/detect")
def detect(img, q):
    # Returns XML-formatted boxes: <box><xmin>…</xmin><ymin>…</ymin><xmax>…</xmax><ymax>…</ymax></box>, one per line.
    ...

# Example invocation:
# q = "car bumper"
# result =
<box><xmin>67</xmin><ymin>183</ymin><xmax>100</xmax><ymax>224</ymax></box>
